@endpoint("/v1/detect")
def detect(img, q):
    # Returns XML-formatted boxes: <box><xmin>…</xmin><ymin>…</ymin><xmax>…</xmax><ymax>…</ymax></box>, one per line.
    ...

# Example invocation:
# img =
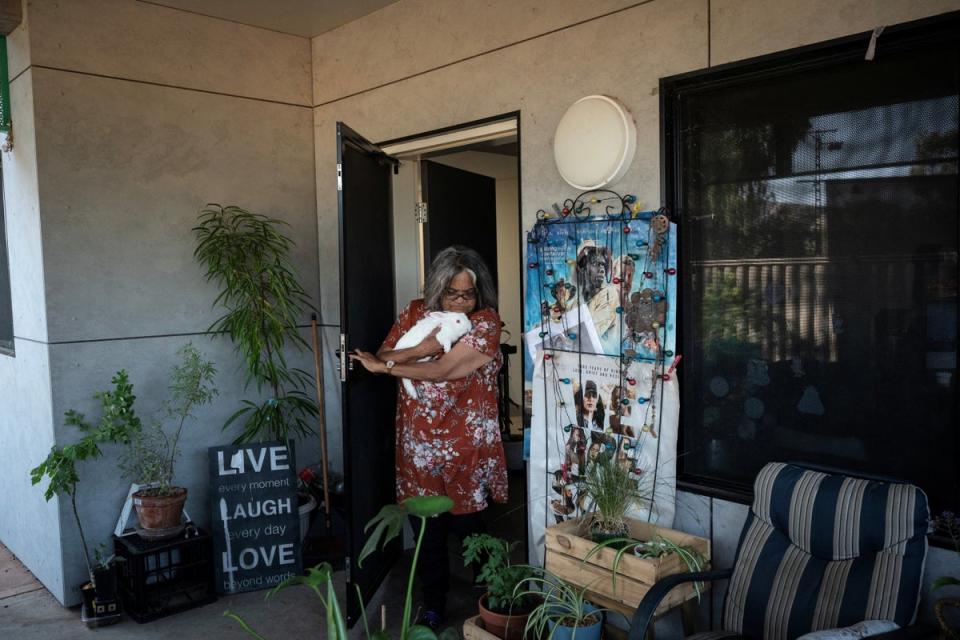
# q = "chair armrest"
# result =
<box><xmin>626</xmin><ymin>568</ymin><xmax>733</xmax><ymax>640</ymax></box>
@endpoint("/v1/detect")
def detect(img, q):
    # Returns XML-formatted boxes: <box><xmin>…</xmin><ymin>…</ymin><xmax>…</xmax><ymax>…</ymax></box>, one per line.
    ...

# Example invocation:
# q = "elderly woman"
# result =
<box><xmin>349</xmin><ymin>245</ymin><xmax>507</xmax><ymax>630</ymax></box>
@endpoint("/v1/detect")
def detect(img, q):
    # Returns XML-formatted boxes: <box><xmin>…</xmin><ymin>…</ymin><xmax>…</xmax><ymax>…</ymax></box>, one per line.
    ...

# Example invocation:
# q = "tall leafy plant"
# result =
<box><xmin>193</xmin><ymin>204</ymin><xmax>317</xmax><ymax>443</ymax></box>
<box><xmin>31</xmin><ymin>372</ymin><xmax>142</xmax><ymax>586</ymax></box>
<box><xmin>225</xmin><ymin>495</ymin><xmax>459</xmax><ymax>640</ymax></box>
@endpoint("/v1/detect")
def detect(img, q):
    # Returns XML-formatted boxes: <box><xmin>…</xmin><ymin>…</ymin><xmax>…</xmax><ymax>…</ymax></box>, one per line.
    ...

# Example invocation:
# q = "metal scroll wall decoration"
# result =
<box><xmin>523</xmin><ymin>190</ymin><xmax>680</xmax><ymax>561</ymax></box>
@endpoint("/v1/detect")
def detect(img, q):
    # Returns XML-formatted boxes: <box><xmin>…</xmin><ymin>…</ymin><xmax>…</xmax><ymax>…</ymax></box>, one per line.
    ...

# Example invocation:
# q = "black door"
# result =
<box><xmin>336</xmin><ymin>122</ymin><xmax>398</xmax><ymax>626</ymax></box>
<box><xmin>423</xmin><ymin>160</ymin><xmax>498</xmax><ymax>281</ymax></box>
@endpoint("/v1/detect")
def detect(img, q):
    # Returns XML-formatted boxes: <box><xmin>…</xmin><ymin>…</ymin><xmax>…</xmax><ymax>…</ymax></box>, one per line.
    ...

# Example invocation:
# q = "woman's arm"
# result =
<box><xmin>351</xmin><ymin>341</ymin><xmax>492</xmax><ymax>382</ymax></box>
<box><xmin>376</xmin><ymin>327</ymin><xmax>441</xmax><ymax>363</ymax></box>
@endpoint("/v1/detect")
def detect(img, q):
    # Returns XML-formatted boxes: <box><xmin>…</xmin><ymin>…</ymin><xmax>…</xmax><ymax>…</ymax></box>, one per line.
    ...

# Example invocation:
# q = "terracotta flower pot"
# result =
<box><xmin>133</xmin><ymin>487</ymin><xmax>187</xmax><ymax>539</ymax></box>
<box><xmin>479</xmin><ymin>593</ymin><xmax>532</xmax><ymax>640</ymax></box>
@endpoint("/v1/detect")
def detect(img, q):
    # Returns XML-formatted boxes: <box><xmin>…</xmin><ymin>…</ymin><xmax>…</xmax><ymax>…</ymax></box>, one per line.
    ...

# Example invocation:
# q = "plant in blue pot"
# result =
<box><xmin>514</xmin><ymin>569</ymin><xmax>614</xmax><ymax>640</ymax></box>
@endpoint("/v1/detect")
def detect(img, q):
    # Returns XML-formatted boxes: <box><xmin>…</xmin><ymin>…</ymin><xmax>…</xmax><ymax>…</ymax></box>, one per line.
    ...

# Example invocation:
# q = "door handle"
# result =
<box><xmin>335</xmin><ymin>350</ymin><xmax>355</xmax><ymax>377</ymax></box>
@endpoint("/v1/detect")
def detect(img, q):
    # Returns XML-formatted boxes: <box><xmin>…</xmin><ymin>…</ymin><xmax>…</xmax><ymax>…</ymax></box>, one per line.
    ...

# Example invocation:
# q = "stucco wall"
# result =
<box><xmin>0</xmin><ymin>2</ymin><xmax>62</xmax><ymax>598</ymax></box>
<box><xmin>310</xmin><ymin>0</ymin><xmax>960</xmax><ymax>631</ymax></box>
<box><xmin>3</xmin><ymin>0</ymin><xmax>320</xmax><ymax>606</ymax></box>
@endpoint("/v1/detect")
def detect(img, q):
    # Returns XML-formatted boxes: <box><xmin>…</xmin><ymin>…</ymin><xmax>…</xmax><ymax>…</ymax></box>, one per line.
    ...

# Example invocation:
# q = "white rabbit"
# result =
<box><xmin>393</xmin><ymin>311</ymin><xmax>472</xmax><ymax>399</ymax></box>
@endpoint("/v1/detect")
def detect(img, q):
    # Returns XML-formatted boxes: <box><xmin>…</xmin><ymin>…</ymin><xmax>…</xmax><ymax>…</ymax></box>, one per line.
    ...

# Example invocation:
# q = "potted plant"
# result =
<box><xmin>580</xmin><ymin>451</ymin><xmax>647</xmax><ymax>542</ymax></box>
<box><xmin>31</xmin><ymin>371</ymin><xmax>142</xmax><ymax>625</ymax></box>
<box><xmin>462</xmin><ymin>534</ymin><xmax>538</xmax><ymax>640</ymax></box>
<box><xmin>225</xmin><ymin>495</ymin><xmax>460</xmax><ymax>640</ymax></box>
<box><xmin>119</xmin><ymin>344</ymin><xmax>217</xmax><ymax>539</ymax></box>
<box><xmin>514</xmin><ymin>569</ymin><xmax>612</xmax><ymax>640</ymax></box>
<box><xmin>544</xmin><ymin>450</ymin><xmax>710</xmax><ymax>616</ymax></box>
<box><xmin>90</xmin><ymin>544</ymin><xmax>120</xmax><ymax>605</ymax></box>
<box><xmin>78</xmin><ymin>544</ymin><xmax>124</xmax><ymax>627</ymax></box>
<box><xmin>193</xmin><ymin>204</ymin><xmax>318</xmax><ymax>444</ymax></box>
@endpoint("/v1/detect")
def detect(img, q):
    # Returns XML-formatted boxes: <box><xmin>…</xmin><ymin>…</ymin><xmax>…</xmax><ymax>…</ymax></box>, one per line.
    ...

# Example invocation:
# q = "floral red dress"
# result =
<box><xmin>380</xmin><ymin>299</ymin><xmax>508</xmax><ymax>515</ymax></box>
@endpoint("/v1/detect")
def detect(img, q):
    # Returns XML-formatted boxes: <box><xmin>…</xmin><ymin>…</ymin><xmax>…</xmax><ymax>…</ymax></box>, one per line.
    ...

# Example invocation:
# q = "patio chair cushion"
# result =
<box><xmin>796</xmin><ymin>619</ymin><xmax>900</xmax><ymax>639</ymax></box>
<box><xmin>720</xmin><ymin>462</ymin><xmax>929</xmax><ymax>640</ymax></box>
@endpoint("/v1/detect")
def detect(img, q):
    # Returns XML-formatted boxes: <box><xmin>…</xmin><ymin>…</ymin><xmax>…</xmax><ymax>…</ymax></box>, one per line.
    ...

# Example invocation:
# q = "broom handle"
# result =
<box><xmin>310</xmin><ymin>313</ymin><xmax>332</xmax><ymax>528</ymax></box>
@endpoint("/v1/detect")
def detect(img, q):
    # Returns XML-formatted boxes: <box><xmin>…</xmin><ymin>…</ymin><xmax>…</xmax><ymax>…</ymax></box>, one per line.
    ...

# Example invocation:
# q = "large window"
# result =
<box><xmin>0</xmin><ymin>158</ymin><xmax>11</xmax><ymax>355</ymax></box>
<box><xmin>664</xmin><ymin>14</ymin><xmax>959</xmax><ymax>515</ymax></box>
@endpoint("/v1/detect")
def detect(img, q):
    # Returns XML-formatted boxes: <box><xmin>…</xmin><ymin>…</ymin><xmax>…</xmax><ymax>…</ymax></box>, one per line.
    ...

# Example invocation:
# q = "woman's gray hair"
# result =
<box><xmin>423</xmin><ymin>245</ymin><xmax>498</xmax><ymax>311</ymax></box>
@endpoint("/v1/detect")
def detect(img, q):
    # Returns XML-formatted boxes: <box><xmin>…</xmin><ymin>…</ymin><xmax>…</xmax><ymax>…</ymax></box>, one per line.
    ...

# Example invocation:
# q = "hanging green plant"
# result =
<box><xmin>193</xmin><ymin>204</ymin><xmax>317</xmax><ymax>443</ymax></box>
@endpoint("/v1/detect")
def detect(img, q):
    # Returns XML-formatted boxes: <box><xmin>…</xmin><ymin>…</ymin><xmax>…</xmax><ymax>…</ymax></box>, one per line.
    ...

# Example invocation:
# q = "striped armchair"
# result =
<box><xmin>628</xmin><ymin>462</ymin><xmax>930</xmax><ymax>640</ymax></box>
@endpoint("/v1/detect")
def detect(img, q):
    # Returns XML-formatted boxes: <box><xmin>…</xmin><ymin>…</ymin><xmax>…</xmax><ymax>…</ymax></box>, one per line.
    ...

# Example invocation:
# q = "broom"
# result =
<box><xmin>310</xmin><ymin>312</ymin><xmax>332</xmax><ymax>529</ymax></box>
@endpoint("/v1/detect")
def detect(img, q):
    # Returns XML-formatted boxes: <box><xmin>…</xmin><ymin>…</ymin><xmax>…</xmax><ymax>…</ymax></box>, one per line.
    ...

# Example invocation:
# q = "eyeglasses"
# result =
<box><xmin>443</xmin><ymin>288</ymin><xmax>477</xmax><ymax>302</ymax></box>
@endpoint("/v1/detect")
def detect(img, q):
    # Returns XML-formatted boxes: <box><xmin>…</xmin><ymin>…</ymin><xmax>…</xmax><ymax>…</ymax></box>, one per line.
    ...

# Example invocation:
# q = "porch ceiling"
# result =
<box><xmin>142</xmin><ymin>0</ymin><xmax>399</xmax><ymax>38</ymax></box>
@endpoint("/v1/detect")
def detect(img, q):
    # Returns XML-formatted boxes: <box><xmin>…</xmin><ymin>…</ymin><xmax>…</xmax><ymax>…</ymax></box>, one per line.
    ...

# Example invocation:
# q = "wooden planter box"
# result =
<box><xmin>544</xmin><ymin>516</ymin><xmax>711</xmax><ymax>618</ymax></box>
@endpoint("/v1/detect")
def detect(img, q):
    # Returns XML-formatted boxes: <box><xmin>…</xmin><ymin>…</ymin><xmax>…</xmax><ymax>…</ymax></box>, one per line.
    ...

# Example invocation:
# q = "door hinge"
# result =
<box><xmin>414</xmin><ymin>202</ymin><xmax>428</xmax><ymax>224</ymax></box>
<box><xmin>339</xmin><ymin>332</ymin><xmax>347</xmax><ymax>382</ymax></box>
<box><xmin>337</xmin><ymin>163</ymin><xmax>342</xmax><ymax>191</ymax></box>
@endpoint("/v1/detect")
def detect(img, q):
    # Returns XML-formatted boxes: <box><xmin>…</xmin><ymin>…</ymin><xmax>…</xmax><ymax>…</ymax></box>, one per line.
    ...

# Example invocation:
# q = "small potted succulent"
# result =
<box><xmin>462</xmin><ymin>534</ymin><xmax>538</xmax><ymax>640</ymax></box>
<box><xmin>79</xmin><ymin>544</ymin><xmax>123</xmax><ymax>627</ymax></box>
<box><xmin>120</xmin><ymin>344</ymin><xmax>217</xmax><ymax>539</ymax></box>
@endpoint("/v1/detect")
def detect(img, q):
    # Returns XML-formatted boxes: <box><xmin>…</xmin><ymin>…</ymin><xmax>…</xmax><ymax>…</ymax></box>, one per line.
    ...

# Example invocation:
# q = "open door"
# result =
<box><xmin>422</xmin><ymin>160</ymin><xmax>498</xmax><ymax>282</ymax></box>
<box><xmin>336</xmin><ymin>122</ymin><xmax>399</xmax><ymax>626</ymax></box>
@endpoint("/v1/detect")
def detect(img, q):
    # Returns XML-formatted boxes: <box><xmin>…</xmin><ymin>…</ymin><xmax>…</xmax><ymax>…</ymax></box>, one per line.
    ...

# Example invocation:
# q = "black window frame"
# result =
<box><xmin>661</xmin><ymin>11</ymin><xmax>960</xmax><ymax>507</ymax></box>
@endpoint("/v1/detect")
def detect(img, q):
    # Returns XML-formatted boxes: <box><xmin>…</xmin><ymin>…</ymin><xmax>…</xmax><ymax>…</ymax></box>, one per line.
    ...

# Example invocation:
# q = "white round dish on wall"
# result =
<box><xmin>553</xmin><ymin>95</ymin><xmax>637</xmax><ymax>190</ymax></box>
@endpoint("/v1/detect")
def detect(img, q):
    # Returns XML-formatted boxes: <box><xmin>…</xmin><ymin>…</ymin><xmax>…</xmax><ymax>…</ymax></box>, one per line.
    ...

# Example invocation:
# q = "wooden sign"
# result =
<box><xmin>208</xmin><ymin>441</ymin><xmax>301</xmax><ymax>594</ymax></box>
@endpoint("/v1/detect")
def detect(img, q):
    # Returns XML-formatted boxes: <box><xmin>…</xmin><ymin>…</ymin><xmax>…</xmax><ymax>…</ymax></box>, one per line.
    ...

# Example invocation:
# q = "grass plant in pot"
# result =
<box><xmin>120</xmin><ymin>344</ymin><xmax>217</xmax><ymax>540</ymax></box>
<box><xmin>31</xmin><ymin>371</ymin><xmax>142</xmax><ymax>625</ymax></box>
<box><xmin>463</xmin><ymin>534</ymin><xmax>538</xmax><ymax>640</ymax></box>
<box><xmin>580</xmin><ymin>451</ymin><xmax>647</xmax><ymax>543</ymax></box>
<box><xmin>193</xmin><ymin>204</ymin><xmax>318</xmax><ymax>445</ymax></box>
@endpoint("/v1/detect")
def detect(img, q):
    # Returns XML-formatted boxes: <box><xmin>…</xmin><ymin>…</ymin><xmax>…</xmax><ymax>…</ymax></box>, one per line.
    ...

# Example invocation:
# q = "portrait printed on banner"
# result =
<box><xmin>575</xmin><ymin>239</ymin><xmax>619</xmax><ymax>348</ymax></box>
<box><xmin>524</xmin><ymin>303</ymin><xmax>603</xmax><ymax>364</ymax></box>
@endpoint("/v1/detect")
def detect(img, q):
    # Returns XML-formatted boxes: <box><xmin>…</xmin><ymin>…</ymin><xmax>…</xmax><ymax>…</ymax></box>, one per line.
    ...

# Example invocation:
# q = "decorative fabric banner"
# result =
<box><xmin>522</xmin><ymin>193</ymin><xmax>679</xmax><ymax>562</ymax></box>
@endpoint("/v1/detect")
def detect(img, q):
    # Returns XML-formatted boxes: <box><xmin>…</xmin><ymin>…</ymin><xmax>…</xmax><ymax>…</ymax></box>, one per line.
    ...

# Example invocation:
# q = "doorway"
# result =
<box><xmin>381</xmin><ymin>114</ymin><xmax>528</xmax><ymax>575</ymax></box>
<box><xmin>335</xmin><ymin>115</ymin><xmax>527</xmax><ymax>627</ymax></box>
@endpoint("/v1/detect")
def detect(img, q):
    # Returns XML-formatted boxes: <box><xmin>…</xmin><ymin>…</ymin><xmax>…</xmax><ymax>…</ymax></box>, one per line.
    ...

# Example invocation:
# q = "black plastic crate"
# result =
<box><xmin>113</xmin><ymin>526</ymin><xmax>217</xmax><ymax>623</ymax></box>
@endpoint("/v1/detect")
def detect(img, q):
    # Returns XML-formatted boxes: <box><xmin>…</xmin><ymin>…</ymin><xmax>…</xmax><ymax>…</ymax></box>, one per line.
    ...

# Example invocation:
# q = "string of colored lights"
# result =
<box><xmin>528</xmin><ymin>189</ymin><xmax>678</xmax><ymax>521</ymax></box>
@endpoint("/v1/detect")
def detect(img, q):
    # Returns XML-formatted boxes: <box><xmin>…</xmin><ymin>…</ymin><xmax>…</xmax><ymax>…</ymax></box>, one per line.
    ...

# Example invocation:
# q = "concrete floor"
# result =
<box><xmin>0</xmin><ymin>471</ymin><xmax>527</xmax><ymax>639</ymax></box>
<box><xmin>0</xmin><ymin>556</ymin><xmax>476</xmax><ymax>639</ymax></box>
